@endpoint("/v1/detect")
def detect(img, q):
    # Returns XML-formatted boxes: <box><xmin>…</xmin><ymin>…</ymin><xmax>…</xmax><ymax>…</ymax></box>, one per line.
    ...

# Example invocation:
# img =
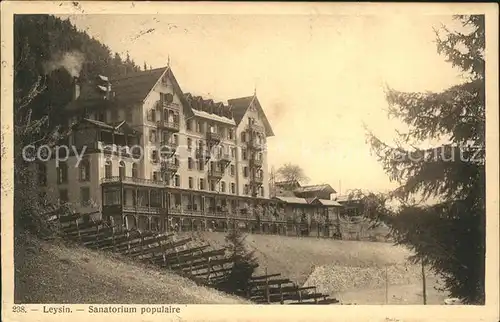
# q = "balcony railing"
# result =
<box><xmin>218</xmin><ymin>153</ymin><xmax>232</xmax><ymax>164</ymax></box>
<box><xmin>252</xmin><ymin>175</ymin><xmax>264</xmax><ymax>185</ymax></box>
<box><xmin>196</xmin><ymin>148</ymin><xmax>211</xmax><ymax>161</ymax></box>
<box><xmin>206</xmin><ymin>131</ymin><xmax>222</xmax><ymax>142</ymax></box>
<box><xmin>160</xmin><ymin>142</ymin><xmax>178</xmax><ymax>156</ymax></box>
<box><xmin>157</xmin><ymin>120</ymin><xmax>180</xmax><ymax>132</ymax></box>
<box><xmin>161</xmin><ymin>161</ymin><xmax>179</xmax><ymax>173</ymax></box>
<box><xmin>247</xmin><ymin>123</ymin><xmax>265</xmax><ymax>133</ymax></box>
<box><xmin>248</xmin><ymin>140</ymin><xmax>265</xmax><ymax>151</ymax></box>
<box><xmin>252</xmin><ymin>158</ymin><xmax>263</xmax><ymax>167</ymax></box>
<box><xmin>208</xmin><ymin>169</ymin><xmax>224</xmax><ymax>180</ymax></box>
<box><xmin>101</xmin><ymin>176</ymin><xmax>167</xmax><ymax>187</ymax></box>
<box><xmin>123</xmin><ymin>205</ymin><xmax>161</xmax><ymax>214</ymax></box>
<box><xmin>161</xmin><ymin>101</ymin><xmax>180</xmax><ymax>110</ymax></box>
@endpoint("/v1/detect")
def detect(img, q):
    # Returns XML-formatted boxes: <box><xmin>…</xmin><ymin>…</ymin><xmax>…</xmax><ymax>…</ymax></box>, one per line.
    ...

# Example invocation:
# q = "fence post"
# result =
<box><xmin>265</xmin><ymin>268</ymin><xmax>270</xmax><ymax>304</ymax></box>
<box><xmin>385</xmin><ymin>265</ymin><xmax>389</xmax><ymax>304</ymax></box>
<box><xmin>422</xmin><ymin>259</ymin><xmax>427</xmax><ymax>305</ymax></box>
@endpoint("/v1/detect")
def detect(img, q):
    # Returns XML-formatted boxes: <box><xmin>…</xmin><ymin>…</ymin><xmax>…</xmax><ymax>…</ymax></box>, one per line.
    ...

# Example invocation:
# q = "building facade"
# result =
<box><xmin>35</xmin><ymin>66</ymin><xmax>341</xmax><ymax>236</ymax></box>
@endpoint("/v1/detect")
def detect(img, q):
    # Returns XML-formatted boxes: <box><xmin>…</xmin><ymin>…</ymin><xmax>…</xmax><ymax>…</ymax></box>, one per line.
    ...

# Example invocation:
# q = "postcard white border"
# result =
<box><xmin>1</xmin><ymin>2</ymin><xmax>498</xmax><ymax>321</ymax></box>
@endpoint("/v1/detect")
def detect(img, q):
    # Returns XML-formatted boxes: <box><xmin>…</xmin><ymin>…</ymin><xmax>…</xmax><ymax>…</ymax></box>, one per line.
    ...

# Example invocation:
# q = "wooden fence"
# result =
<box><xmin>52</xmin><ymin>213</ymin><xmax>338</xmax><ymax>305</ymax></box>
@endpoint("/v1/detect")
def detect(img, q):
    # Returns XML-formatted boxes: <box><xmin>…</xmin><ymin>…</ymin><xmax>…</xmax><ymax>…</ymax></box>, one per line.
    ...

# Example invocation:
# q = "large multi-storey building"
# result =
<box><xmin>35</xmin><ymin>66</ymin><xmax>341</xmax><ymax>236</ymax></box>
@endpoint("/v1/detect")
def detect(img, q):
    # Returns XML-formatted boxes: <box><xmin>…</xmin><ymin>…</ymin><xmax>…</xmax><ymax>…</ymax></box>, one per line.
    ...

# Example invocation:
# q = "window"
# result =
<box><xmin>59</xmin><ymin>189</ymin><xmax>69</xmax><ymax>204</ymax></box>
<box><xmin>37</xmin><ymin>163</ymin><xmax>47</xmax><ymax>186</ymax></box>
<box><xmin>149</xmin><ymin>129</ymin><xmax>157</xmax><ymax>143</ymax></box>
<box><xmin>119</xmin><ymin>161</ymin><xmax>126</xmax><ymax>178</ymax></box>
<box><xmin>173</xmin><ymin>134</ymin><xmax>179</xmax><ymax>145</ymax></box>
<box><xmin>126</xmin><ymin>109</ymin><xmax>133</xmax><ymax>123</ymax></box>
<box><xmin>199</xmin><ymin>178</ymin><xmax>205</xmax><ymax>190</ymax></box>
<box><xmin>221</xmin><ymin>181</ymin><xmax>226</xmax><ymax>193</ymax></box>
<box><xmin>188</xmin><ymin>157</ymin><xmax>193</xmax><ymax>170</ymax></box>
<box><xmin>188</xmin><ymin>177</ymin><xmax>193</xmax><ymax>189</ymax></box>
<box><xmin>241</xmin><ymin>132</ymin><xmax>246</xmax><ymax>142</ymax></box>
<box><xmin>243</xmin><ymin>166</ymin><xmax>249</xmax><ymax>178</ymax></box>
<box><xmin>151</xmin><ymin>109</ymin><xmax>156</xmax><ymax>122</ymax></box>
<box><xmin>229</xmin><ymin>128</ymin><xmax>235</xmax><ymax>140</ymax></box>
<box><xmin>57</xmin><ymin>162</ymin><xmax>68</xmax><ymax>184</ymax></box>
<box><xmin>231</xmin><ymin>183</ymin><xmax>236</xmax><ymax>194</ymax></box>
<box><xmin>80</xmin><ymin>187</ymin><xmax>91</xmax><ymax>207</ymax></box>
<box><xmin>242</xmin><ymin>149</ymin><xmax>248</xmax><ymax>160</ymax></box>
<box><xmin>153</xmin><ymin>171</ymin><xmax>159</xmax><ymax>181</ymax></box>
<box><xmin>132</xmin><ymin>163</ymin><xmax>138</xmax><ymax>178</ymax></box>
<box><xmin>186</xmin><ymin>119</ymin><xmax>192</xmax><ymax>131</ymax></box>
<box><xmin>196</xmin><ymin>121</ymin><xmax>201</xmax><ymax>132</ymax></box>
<box><xmin>104</xmin><ymin>159</ymin><xmax>112</xmax><ymax>178</ymax></box>
<box><xmin>243</xmin><ymin>184</ymin><xmax>249</xmax><ymax>195</ymax></box>
<box><xmin>187</xmin><ymin>138</ymin><xmax>192</xmax><ymax>150</ymax></box>
<box><xmin>151</xmin><ymin>150</ymin><xmax>158</xmax><ymax>163</ymax></box>
<box><xmin>79</xmin><ymin>159</ymin><xmax>90</xmax><ymax>181</ymax></box>
<box><xmin>230</xmin><ymin>164</ymin><xmax>235</xmax><ymax>176</ymax></box>
<box><xmin>231</xmin><ymin>147</ymin><xmax>236</xmax><ymax>158</ymax></box>
<box><xmin>198</xmin><ymin>159</ymin><xmax>204</xmax><ymax>171</ymax></box>
<box><xmin>260</xmin><ymin>186</ymin><xmax>265</xmax><ymax>197</ymax></box>
<box><xmin>174</xmin><ymin>175</ymin><xmax>180</xmax><ymax>187</ymax></box>
<box><xmin>210</xmin><ymin>181</ymin><xmax>216</xmax><ymax>191</ymax></box>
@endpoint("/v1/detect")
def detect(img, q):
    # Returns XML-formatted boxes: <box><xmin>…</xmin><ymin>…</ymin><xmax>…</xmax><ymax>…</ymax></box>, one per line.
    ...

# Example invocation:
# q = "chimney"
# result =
<box><xmin>73</xmin><ymin>76</ymin><xmax>81</xmax><ymax>100</ymax></box>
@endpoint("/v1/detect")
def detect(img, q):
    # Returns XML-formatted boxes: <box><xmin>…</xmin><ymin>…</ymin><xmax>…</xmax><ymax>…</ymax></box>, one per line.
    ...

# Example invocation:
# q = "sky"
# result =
<box><xmin>58</xmin><ymin>13</ymin><xmax>464</xmax><ymax>194</ymax></box>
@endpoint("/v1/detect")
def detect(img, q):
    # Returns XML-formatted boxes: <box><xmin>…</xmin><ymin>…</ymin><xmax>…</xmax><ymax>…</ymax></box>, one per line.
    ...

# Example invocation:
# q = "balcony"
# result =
<box><xmin>123</xmin><ymin>205</ymin><xmax>161</xmax><ymax>214</ymax></box>
<box><xmin>160</xmin><ymin>142</ymin><xmax>178</xmax><ymax>156</ymax></box>
<box><xmin>196</xmin><ymin>148</ymin><xmax>211</xmax><ymax>162</ymax></box>
<box><xmin>248</xmin><ymin>140</ymin><xmax>265</xmax><ymax>151</ymax></box>
<box><xmin>161</xmin><ymin>161</ymin><xmax>179</xmax><ymax>173</ymax></box>
<box><xmin>101</xmin><ymin>176</ymin><xmax>167</xmax><ymax>188</ymax></box>
<box><xmin>157</xmin><ymin>120</ymin><xmax>180</xmax><ymax>132</ymax></box>
<box><xmin>206</xmin><ymin>131</ymin><xmax>222</xmax><ymax>143</ymax></box>
<box><xmin>218</xmin><ymin>153</ymin><xmax>232</xmax><ymax>165</ymax></box>
<box><xmin>252</xmin><ymin>175</ymin><xmax>264</xmax><ymax>185</ymax></box>
<box><xmin>247</xmin><ymin>123</ymin><xmax>265</xmax><ymax>134</ymax></box>
<box><xmin>251</xmin><ymin>158</ymin><xmax>263</xmax><ymax>167</ymax></box>
<box><xmin>208</xmin><ymin>169</ymin><xmax>224</xmax><ymax>180</ymax></box>
<box><xmin>162</xmin><ymin>101</ymin><xmax>181</xmax><ymax>110</ymax></box>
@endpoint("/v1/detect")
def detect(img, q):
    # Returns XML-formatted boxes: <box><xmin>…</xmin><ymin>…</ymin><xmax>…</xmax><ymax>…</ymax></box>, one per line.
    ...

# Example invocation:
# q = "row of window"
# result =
<box><xmin>186</xmin><ymin>119</ymin><xmax>236</xmax><ymax>140</ymax></box>
<box><xmin>146</xmin><ymin>108</ymin><xmax>179</xmax><ymax>124</ymax></box>
<box><xmin>56</xmin><ymin>187</ymin><xmax>91</xmax><ymax>207</ymax></box>
<box><xmin>37</xmin><ymin>161</ymin><xmax>91</xmax><ymax>186</ymax></box>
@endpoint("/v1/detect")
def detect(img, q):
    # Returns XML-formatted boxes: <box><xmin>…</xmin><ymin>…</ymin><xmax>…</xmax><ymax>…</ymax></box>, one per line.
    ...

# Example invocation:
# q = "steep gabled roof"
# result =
<box><xmin>228</xmin><ymin>95</ymin><xmax>275</xmax><ymax>137</ymax></box>
<box><xmin>111</xmin><ymin>67</ymin><xmax>168</xmax><ymax>103</ymax></box>
<box><xmin>66</xmin><ymin>67</ymin><xmax>169</xmax><ymax>112</ymax></box>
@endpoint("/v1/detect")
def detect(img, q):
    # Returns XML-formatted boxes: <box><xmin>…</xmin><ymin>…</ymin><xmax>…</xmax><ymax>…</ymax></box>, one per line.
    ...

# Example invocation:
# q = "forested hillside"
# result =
<box><xmin>14</xmin><ymin>14</ymin><xmax>142</xmax><ymax>128</ymax></box>
<box><xmin>13</xmin><ymin>15</ymin><xmax>145</xmax><ymax>236</ymax></box>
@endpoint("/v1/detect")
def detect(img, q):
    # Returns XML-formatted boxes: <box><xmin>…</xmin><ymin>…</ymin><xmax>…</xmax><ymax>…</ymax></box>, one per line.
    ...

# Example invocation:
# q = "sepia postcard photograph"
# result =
<box><xmin>1</xmin><ymin>2</ymin><xmax>499</xmax><ymax>322</ymax></box>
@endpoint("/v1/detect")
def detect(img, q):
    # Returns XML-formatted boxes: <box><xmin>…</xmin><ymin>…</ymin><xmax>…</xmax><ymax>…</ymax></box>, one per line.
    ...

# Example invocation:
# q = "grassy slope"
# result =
<box><xmin>183</xmin><ymin>232</ymin><xmax>448</xmax><ymax>304</ymax></box>
<box><xmin>186</xmin><ymin>232</ymin><xmax>414</xmax><ymax>284</ymax></box>
<box><xmin>14</xmin><ymin>234</ymin><xmax>249</xmax><ymax>304</ymax></box>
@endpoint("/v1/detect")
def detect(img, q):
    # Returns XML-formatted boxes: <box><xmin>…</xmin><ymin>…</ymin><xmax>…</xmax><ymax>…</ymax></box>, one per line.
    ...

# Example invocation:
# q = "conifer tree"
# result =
<box><xmin>217</xmin><ymin>229</ymin><xmax>259</xmax><ymax>295</ymax></box>
<box><xmin>364</xmin><ymin>15</ymin><xmax>485</xmax><ymax>304</ymax></box>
